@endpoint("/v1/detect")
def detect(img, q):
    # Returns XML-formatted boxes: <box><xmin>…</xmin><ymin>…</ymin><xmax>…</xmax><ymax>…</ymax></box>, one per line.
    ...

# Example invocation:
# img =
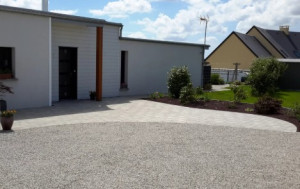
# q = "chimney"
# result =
<box><xmin>42</xmin><ymin>0</ymin><xmax>48</xmax><ymax>11</ymax></box>
<box><xmin>279</xmin><ymin>25</ymin><xmax>289</xmax><ymax>35</ymax></box>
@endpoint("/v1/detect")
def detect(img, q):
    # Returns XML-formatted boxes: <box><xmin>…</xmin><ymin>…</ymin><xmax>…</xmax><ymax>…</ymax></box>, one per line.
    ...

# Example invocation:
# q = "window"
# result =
<box><xmin>120</xmin><ymin>51</ymin><xmax>128</xmax><ymax>89</ymax></box>
<box><xmin>0</xmin><ymin>47</ymin><xmax>13</xmax><ymax>79</ymax></box>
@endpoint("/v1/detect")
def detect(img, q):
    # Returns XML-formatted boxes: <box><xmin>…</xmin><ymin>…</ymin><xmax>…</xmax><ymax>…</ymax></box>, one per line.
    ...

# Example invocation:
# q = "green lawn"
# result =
<box><xmin>204</xmin><ymin>85</ymin><xmax>300</xmax><ymax>108</ymax></box>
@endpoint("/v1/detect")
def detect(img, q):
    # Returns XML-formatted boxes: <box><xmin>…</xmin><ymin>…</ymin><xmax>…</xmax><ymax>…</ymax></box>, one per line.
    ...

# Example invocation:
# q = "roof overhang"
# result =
<box><xmin>0</xmin><ymin>5</ymin><xmax>122</xmax><ymax>27</ymax></box>
<box><xmin>278</xmin><ymin>58</ymin><xmax>300</xmax><ymax>63</ymax></box>
<box><xmin>120</xmin><ymin>37</ymin><xmax>210</xmax><ymax>49</ymax></box>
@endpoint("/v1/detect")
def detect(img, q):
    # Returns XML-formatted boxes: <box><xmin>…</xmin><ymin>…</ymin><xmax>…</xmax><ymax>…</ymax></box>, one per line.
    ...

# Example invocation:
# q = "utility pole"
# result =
<box><xmin>200</xmin><ymin>16</ymin><xmax>209</xmax><ymax>87</ymax></box>
<box><xmin>232</xmin><ymin>62</ymin><xmax>240</xmax><ymax>81</ymax></box>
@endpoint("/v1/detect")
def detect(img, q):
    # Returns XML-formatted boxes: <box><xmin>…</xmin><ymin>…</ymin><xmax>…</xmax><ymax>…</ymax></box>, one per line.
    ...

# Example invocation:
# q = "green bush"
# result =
<box><xmin>203</xmin><ymin>83</ymin><xmax>212</xmax><ymax>90</ymax></box>
<box><xmin>211</xmin><ymin>74</ymin><xmax>225</xmax><ymax>85</ymax></box>
<box><xmin>195</xmin><ymin>87</ymin><xmax>204</xmax><ymax>95</ymax></box>
<box><xmin>230</xmin><ymin>84</ymin><xmax>247</xmax><ymax>103</ymax></box>
<box><xmin>288</xmin><ymin>103</ymin><xmax>300</xmax><ymax>121</ymax></box>
<box><xmin>254</xmin><ymin>95</ymin><xmax>282</xmax><ymax>114</ymax></box>
<box><xmin>149</xmin><ymin>92</ymin><xmax>164</xmax><ymax>99</ymax></box>
<box><xmin>248</xmin><ymin>58</ymin><xmax>287</xmax><ymax>96</ymax></box>
<box><xmin>196</xmin><ymin>94</ymin><xmax>210</xmax><ymax>102</ymax></box>
<box><xmin>179</xmin><ymin>83</ymin><xmax>196</xmax><ymax>104</ymax></box>
<box><xmin>167</xmin><ymin>66</ymin><xmax>191</xmax><ymax>98</ymax></box>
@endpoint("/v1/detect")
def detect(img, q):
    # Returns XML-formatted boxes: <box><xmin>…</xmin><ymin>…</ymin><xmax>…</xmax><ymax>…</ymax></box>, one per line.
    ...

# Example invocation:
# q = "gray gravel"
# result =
<box><xmin>0</xmin><ymin>122</ymin><xmax>299</xmax><ymax>188</ymax></box>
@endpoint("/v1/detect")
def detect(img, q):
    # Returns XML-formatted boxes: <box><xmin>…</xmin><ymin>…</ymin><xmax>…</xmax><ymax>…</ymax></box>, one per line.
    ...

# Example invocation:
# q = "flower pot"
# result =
<box><xmin>1</xmin><ymin>116</ymin><xmax>14</xmax><ymax>130</ymax></box>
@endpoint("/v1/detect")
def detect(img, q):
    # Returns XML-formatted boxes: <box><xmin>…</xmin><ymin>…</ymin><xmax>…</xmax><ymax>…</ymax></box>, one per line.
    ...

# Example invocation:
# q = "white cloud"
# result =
<box><xmin>51</xmin><ymin>9</ymin><xmax>78</xmax><ymax>15</ymax></box>
<box><xmin>127</xmin><ymin>32</ymin><xmax>147</xmax><ymax>39</ymax></box>
<box><xmin>89</xmin><ymin>0</ymin><xmax>152</xmax><ymax>18</ymax></box>
<box><xmin>137</xmin><ymin>0</ymin><xmax>300</xmax><ymax>42</ymax></box>
<box><xmin>0</xmin><ymin>0</ymin><xmax>41</xmax><ymax>9</ymax></box>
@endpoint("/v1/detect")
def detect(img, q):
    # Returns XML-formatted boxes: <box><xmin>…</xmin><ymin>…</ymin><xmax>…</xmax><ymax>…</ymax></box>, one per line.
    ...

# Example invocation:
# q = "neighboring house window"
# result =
<box><xmin>0</xmin><ymin>47</ymin><xmax>14</xmax><ymax>79</ymax></box>
<box><xmin>120</xmin><ymin>51</ymin><xmax>128</xmax><ymax>89</ymax></box>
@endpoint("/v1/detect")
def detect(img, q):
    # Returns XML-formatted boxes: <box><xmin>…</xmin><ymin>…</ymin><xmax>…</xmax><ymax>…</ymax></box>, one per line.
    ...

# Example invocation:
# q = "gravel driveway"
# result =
<box><xmin>0</xmin><ymin>122</ymin><xmax>299</xmax><ymax>188</ymax></box>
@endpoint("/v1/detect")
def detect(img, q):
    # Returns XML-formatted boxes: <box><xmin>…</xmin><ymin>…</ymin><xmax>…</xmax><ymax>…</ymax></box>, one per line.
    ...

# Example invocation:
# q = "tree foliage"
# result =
<box><xmin>167</xmin><ymin>66</ymin><xmax>191</xmax><ymax>98</ymax></box>
<box><xmin>248</xmin><ymin>58</ymin><xmax>287</xmax><ymax>96</ymax></box>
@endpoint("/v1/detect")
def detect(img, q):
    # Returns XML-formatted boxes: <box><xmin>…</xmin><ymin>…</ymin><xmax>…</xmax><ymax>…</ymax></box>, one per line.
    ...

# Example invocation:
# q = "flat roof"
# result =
<box><xmin>120</xmin><ymin>37</ymin><xmax>210</xmax><ymax>48</ymax></box>
<box><xmin>0</xmin><ymin>5</ymin><xmax>122</xmax><ymax>27</ymax></box>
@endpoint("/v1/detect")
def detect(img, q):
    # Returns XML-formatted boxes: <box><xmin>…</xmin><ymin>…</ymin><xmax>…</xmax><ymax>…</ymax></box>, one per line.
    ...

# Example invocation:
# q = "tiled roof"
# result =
<box><xmin>255</xmin><ymin>26</ymin><xmax>300</xmax><ymax>58</ymax></box>
<box><xmin>234</xmin><ymin>32</ymin><xmax>271</xmax><ymax>57</ymax></box>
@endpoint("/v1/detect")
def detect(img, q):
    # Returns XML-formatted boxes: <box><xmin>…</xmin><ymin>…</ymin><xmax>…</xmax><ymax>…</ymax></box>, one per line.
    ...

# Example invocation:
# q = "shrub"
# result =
<box><xmin>179</xmin><ymin>83</ymin><xmax>196</xmax><ymax>104</ymax></box>
<box><xmin>248</xmin><ymin>58</ymin><xmax>287</xmax><ymax>96</ymax></box>
<box><xmin>211</xmin><ymin>74</ymin><xmax>225</xmax><ymax>85</ymax></box>
<box><xmin>167</xmin><ymin>66</ymin><xmax>191</xmax><ymax>98</ymax></box>
<box><xmin>196</xmin><ymin>94</ymin><xmax>210</xmax><ymax>103</ymax></box>
<box><xmin>195</xmin><ymin>87</ymin><xmax>204</xmax><ymax>95</ymax></box>
<box><xmin>203</xmin><ymin>83</ymin><xmax>212</xmax><ymax>90</ymax></box>
<box><xmin>150</xmin><ymin>92</ymin><xmax>164</xmax><ymax>99</ymax></box>
<box><xmin>233</xmin><ymin>80</ymin><xmax>242</xmax><ymax>85</ymax></box>
<box><xmin>229</xmin><ymin>84</ymin><xmax>247</xmax><ymax>103</ymax></box>
<box><xmin>245</xmin><ymin>108</ymin><xmax>254</xmax><ymax>112</ymax></box>
<box><xmin>254</xmin><ymin>95</ymin><xmax>282</xmax><ymax>114</ymax></box>
<box><xmin>228</xmin><ymin>102</ymin><xmax>237</xmax><ymax>109</ymax></box>
<box><xmin>288</xmin><ymin>103</ymin><xmax>300</xmax><ymax>121</ymax></box>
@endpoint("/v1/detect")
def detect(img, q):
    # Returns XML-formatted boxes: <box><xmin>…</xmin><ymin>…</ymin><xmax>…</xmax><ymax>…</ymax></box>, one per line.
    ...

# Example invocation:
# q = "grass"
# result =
<box><xmin>204</xmin><ymin>85</ymin><xmax>300</xmax><ymax>108</ymax></box>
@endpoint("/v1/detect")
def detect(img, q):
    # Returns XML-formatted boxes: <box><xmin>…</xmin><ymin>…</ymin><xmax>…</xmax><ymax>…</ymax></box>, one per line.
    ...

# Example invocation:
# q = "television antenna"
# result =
<box><xmin>200</xmin><ymin>15</ymin><xmax>209</xmax><ymax>45</ymax></box>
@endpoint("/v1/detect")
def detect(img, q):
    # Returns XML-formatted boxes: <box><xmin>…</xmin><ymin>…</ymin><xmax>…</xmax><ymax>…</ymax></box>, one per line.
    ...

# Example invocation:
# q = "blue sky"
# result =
<box><xmin>1</xmin><ymin>0</ymin><xmax>300</xmax><ymax>56</ymax></box>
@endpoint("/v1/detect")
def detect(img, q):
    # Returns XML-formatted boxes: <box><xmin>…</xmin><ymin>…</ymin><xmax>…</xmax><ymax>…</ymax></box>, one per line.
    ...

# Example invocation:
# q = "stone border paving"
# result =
<box><xmin>13</xmin><ymin>96</ymin><xmax>296</xmax><ymax>132</ymax></box>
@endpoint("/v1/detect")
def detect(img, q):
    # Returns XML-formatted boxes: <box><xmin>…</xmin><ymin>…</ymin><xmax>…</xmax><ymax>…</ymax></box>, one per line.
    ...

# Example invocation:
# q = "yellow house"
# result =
<box><xmin>206</xmin><ymin>26</ymin><xmax>300</xmax><ymax>70</ymax></box>
<box><xmin>206</xmin><ymin>31</ymin><xmax>271</xmax><ymax>70</ymax></box>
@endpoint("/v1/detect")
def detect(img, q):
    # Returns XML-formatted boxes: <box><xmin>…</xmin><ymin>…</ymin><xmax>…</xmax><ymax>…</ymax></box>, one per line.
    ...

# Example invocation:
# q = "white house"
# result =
<box><xmin>0</xmin><ymin>3</ymin><xmax>209</xmax><ymax>109</ymax></box>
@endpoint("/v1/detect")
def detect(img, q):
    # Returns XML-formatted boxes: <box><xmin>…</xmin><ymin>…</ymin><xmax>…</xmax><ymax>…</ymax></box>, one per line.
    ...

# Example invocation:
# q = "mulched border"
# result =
<box><xmin>147</xmin><ymin>97</ymin><xmax>300</xmax><ymax>132</ymax></box>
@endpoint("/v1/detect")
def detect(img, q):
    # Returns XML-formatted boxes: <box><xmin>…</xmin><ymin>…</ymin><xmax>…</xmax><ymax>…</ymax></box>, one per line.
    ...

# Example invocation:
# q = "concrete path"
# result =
<box><xmin>212</xmin><ymin>84</ymin><xmax>230</xmax><ymax>91</ymax></box>
<box><xmin>14</xmin><ymin>97</ymin><xmax>296</xmax><ymax>132</ymax></box>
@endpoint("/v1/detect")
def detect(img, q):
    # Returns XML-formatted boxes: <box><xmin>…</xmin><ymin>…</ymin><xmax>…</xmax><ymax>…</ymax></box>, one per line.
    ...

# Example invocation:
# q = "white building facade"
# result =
<box><xmin>0</xmin><ymin>5</ymin><xmax>208</xmax><ymax>109</ymax></box>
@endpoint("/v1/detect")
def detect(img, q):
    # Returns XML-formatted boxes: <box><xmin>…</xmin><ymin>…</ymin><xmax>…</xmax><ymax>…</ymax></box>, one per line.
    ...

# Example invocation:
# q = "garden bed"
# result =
<box><xmin>149</xmin><ymin>97</ymin><xmax>300</xmax><ymax>132</ymax></box>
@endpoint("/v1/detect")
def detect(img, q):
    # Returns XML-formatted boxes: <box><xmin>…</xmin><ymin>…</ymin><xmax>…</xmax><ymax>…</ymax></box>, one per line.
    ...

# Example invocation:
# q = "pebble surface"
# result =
<box><xmin>0</xmin><ymin>122</ymin><xmax>299</xmax><ymax>188</ymax></box>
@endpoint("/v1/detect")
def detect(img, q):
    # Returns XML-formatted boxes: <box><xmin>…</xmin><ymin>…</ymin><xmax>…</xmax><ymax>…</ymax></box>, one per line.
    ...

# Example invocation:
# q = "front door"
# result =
<box><xmin>59</xmin><ymin>47</ymin><xmax>77</xmax><ymax>100</ymax></box>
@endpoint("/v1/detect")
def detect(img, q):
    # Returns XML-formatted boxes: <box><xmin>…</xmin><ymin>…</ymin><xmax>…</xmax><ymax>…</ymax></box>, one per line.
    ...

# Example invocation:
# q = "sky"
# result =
<box><xmin>1</xmin><ymin>0</ymin><xmax>300</xmax><ymax>56</ymax></box>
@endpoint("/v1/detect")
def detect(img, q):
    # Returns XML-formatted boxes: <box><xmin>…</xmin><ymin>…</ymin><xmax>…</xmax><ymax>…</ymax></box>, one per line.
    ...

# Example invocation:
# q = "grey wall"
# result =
<box><xmin>120</xmin><ymin>39</ymin><xmax>204</xmax><ymax>96</ymax></box>
<box><xmin>0</xmin><ymin>11</ymin><xmax>50</xmax><ymax>109</ymax></box>
<box><xmin>280</xmin><ymin>63</ymin><xmax>300</xmax><ymax>90</ymax></box>
<box><xmin>102</xmin><ymin>25</ymin><xmax>122</xmax><ymax>97</ymax></box>
<box><xmin>52</xmin><ymin>21</ymin><xmax>97</xmax><ymax>101</ymax></box>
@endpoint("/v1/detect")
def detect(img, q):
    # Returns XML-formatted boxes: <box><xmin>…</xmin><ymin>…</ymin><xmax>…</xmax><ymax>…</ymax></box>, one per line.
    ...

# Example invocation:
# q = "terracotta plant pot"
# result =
<box><xmin>1</xmin><ymin>116</ymin><xmax>14</xmax><ymax>130</ymax></box>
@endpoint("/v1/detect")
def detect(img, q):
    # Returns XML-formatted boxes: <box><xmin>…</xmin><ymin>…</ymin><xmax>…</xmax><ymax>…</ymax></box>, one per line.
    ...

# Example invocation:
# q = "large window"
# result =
<box><xmin>0</xmin><ymin>47</ymin><xmax>13</xmax><ymax>79</ymax></box>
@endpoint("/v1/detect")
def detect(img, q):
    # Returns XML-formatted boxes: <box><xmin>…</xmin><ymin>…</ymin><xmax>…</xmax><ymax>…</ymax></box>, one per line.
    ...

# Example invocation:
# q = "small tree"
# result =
<box><xmin>230</xmin><ymin>83</ymin><xmax>246</xmax><ymax>103</ymax></box>
<box><xmin>179</xmin><ymin>83</ymin><xmax>196</xmax><ymax>104</ymax></box>
<box><xmin>210</xmin><ymin>73</ymin><xmax>224</xmax><ymax>85</ymax></box>
<box><xmin>248</xmin><ymin>58</ymin><xmax>287</xmax><ymax>96</ymax></box>
<box><xmin>167</xmin><ymin>66</ymin><xmax>191</xmax><ymax>98</ymax></box>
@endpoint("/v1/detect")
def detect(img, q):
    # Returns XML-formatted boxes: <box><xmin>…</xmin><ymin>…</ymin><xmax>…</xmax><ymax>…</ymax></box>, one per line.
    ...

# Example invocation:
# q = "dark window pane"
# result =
<box><xmin>0</xmin><ymin>47</ymin><xmax>12</xmax><ymax>73</ymax></box>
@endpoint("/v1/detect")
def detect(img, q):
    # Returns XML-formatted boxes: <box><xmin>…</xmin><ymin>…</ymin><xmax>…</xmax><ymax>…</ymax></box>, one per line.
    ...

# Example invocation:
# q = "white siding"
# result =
<box><xmin>0</xmin><ymin>11</ymin><xmax>50</xmax><ymax>109</ymax></box>
<box><xmin>120</xmin><ymin>40</ymin><xmax>204</xmax><ymax>96</ymax></box>
<box><xmin>52</xmin><ymin>22</ymin><xmax>96</xmax><ymax>101</ymax></box>
<box><xmin>102</xmin><ymin>25</ymin><xmax>121</xmax><ymax>97</ymax></box>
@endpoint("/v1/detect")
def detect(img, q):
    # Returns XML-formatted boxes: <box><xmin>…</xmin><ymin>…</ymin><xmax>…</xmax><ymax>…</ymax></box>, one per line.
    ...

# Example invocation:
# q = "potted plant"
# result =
<box><xmin>89</xmin><ymin>91</ymin><xmax>96</xmax><ymax>100</ymax></box>
<box><xmin>0</xmin><ymin>82</ymin><xmax>13</xmax><ymax>111</ymax></box>
<box><xmin>1</xmin><ymin>109</ymin><xmax>16</xmax><ymax>130</ymax></box>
